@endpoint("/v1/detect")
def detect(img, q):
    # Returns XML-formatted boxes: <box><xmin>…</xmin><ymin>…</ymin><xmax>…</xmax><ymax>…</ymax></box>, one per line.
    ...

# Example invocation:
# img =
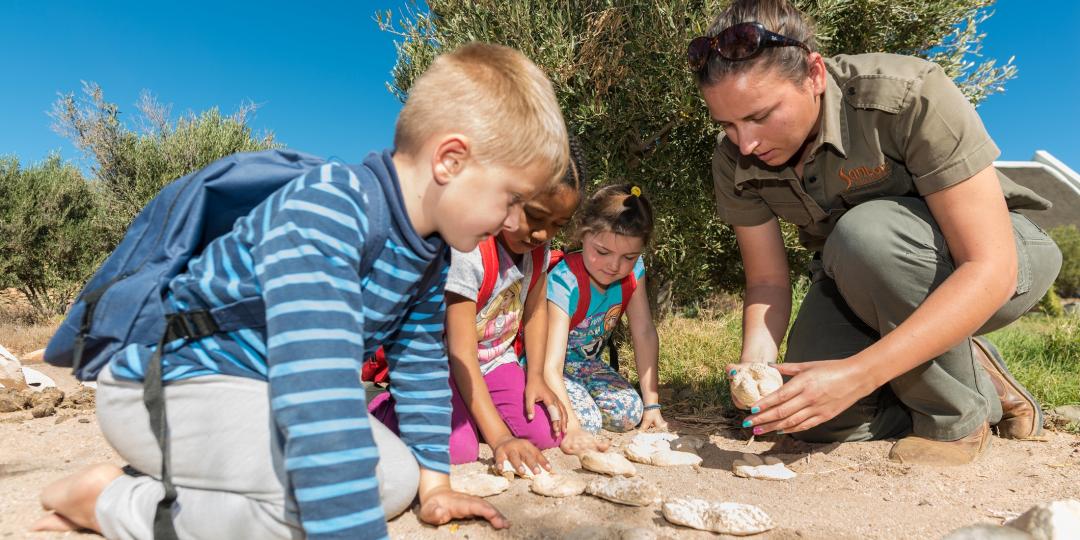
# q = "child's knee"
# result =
<box><xmin>600</xmin><ymin>392</ymin><xmax>643</xmax><ymax>432</ymax></box>
<box><xmin>507</xmin><ymin>404</ymin><xmax>560</xmax><ymax>449</ymax></box>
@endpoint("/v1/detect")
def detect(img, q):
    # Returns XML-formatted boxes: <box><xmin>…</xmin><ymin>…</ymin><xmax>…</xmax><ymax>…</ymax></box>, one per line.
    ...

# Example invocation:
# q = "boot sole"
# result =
<box><xmin>974</xmin><ymin>337</ymin><xmax>1044</xmax><ymax>438</ymax></box>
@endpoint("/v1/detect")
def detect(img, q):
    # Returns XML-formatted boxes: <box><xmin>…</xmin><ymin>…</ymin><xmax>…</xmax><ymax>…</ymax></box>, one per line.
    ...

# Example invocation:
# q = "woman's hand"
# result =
<box><xmin>639</xmin><ymin>408</ymin><xmax>668</xmax><ymax>431</ymax></box>
<box><xmin>418</xmin><ymin>485</ymin><xmax>509</xmax><ymax>529</ymax></box>
<box><xmin>524</xmin><ymin>376</ymin><xmax>567</xmax><ymax>436</ymax></box>
<box><xmin>558</xmin><ymin>427</ymin><xmax>609</xmax><ymax>455</ymax></box>
<box><xmin>491</xmin><ymin>436</ymin><xmax>550</xmax><ymax>477</ymax></box>
<box><xmin>739</xmin><ymin>359</ymin><xmax>876</xmax><ymax>435</ymax></box>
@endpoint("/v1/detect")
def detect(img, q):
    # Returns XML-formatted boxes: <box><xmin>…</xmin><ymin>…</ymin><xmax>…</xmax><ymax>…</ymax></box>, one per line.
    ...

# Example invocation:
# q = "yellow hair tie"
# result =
<box><xmin>630</xmin><ymin>186</ymin><xmax>642</xmax><ymax>197</ymax></box>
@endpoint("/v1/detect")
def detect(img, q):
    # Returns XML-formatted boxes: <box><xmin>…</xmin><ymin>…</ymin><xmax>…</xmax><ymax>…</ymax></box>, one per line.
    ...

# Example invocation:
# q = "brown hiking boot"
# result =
<box><xmin>972</xmin><ymin>337</ymin><xmax>1044</xmax><ymax>439</ymax></box>
<box><xmin>888</xmin><ymin>422</ymin><xmax>991</xmax><ymax>466</ymax></box>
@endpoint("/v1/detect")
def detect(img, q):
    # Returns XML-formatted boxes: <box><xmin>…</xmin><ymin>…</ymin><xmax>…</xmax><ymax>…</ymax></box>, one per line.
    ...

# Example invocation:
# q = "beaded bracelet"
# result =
<box><xmin>643</xmin><ymin>403</ymin><xmax>662</xmax><ymax>411</ymax></box>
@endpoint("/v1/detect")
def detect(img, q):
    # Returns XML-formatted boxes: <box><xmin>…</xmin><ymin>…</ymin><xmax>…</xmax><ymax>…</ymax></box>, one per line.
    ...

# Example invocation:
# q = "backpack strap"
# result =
<box><xmin>618</xmin><ymin>271</ymin><xmax>638</xmax><ymax>317</ymax></box>
<box><xmin>476</xmin><ymin>237</ymin><xmax>500</xmax><ymax>309</ymax></box>
<box><xmin>564</xmin><ymin>252</ymin><xmax>591</xmax><ymax>331</ymax></box>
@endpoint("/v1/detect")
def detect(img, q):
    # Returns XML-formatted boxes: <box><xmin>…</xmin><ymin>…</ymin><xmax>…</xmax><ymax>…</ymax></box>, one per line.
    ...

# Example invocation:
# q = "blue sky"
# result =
<box><xmin>3</xmin><ymin>0</ymin><xmax>1078</xmax><ymax>171</ymax></box>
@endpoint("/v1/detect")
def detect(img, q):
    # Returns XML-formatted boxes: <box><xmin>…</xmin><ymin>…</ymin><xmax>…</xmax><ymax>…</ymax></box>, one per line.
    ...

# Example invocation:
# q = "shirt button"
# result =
<box><xmin>807</xmin><ymin>176</ymin><xmax>818</xmax><ymax>184</ymax></box>
<box><xmin>847</xmin><ymin>87</ymin><xmax>856</xmax><ymax>96</ymax></box>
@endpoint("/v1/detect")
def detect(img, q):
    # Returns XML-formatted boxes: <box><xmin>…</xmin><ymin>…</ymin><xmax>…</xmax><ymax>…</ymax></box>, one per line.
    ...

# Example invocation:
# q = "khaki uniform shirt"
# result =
<box><xmin>712</xmin><ymin>53</ymin><xmax>1050</xmax><ymax>252</ymax></box>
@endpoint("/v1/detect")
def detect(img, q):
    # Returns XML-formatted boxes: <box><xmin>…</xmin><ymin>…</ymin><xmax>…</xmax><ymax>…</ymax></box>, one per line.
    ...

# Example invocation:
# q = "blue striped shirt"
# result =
<box><xmin>109</xmin><ymin>150</ymin><xmax>451</xmax><ymax>540</ymax></box>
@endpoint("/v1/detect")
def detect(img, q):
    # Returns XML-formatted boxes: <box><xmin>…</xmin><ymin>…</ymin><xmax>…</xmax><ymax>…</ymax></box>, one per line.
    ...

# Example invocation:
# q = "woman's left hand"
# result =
<box><xmin>639</xmin><ymin>408</ymin><xmax>668</xmax><ymax>431</ymax></box>
<box><xmin>737</xmin><ymin>359</ymin><xmax>876</xmax><ymax>435</ymax></box>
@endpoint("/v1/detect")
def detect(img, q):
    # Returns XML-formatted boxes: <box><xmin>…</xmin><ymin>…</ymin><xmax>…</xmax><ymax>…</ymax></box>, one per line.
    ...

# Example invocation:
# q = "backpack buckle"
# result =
<box><xmin>164</xmin><ymin>310</ymin><xmax>220</xmax><ymax>342</ymax></box>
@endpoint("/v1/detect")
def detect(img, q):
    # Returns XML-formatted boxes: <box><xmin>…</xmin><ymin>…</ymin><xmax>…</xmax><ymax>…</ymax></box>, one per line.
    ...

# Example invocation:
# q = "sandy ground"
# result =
<box><xmin>2</xmin><ymin>363</ymin><xmax>1078</xmax><ymax>540</ymax></box>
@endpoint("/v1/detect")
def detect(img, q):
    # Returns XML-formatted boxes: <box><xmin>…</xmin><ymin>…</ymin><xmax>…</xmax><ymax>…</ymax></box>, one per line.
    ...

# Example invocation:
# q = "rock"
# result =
<box><xmin>1006</xmin><ymin>500</ymin><xmax>1080</xmax><ymax>540</ymax></box>
<box><xmin>0</xmin><ymin>345</ymin><xmax>27</xmax><ymax>391</ymax></box>
<box><xmin>494</xmin><ymin>459</ymin><xmax>538</xmax><ymax>481</ymax></box>
<box><xmin>943</xmin><ymin>523</ymin><xmax>1034</xmax><ymax>539</ymax></box>
<box><xmin>31</xmin><ymin>403</ymin><xmax>56</xmax><ymax>418</ymax></box>
<box><xmin>0</xmin><ymin>388</ymin><xmax>30</xmax><ymax>412</ymax></box>
<box><xmin>30</xmin><ymin>387</ymin><xmax>64</xmax><ymax>409</ymax></box>
<box><xmin>1051</xmin><ymin>405</ymin><xmax>1080</xmax><ymax>425</ymax></box>
<box><xmin>22</xmin><ymin>366</ymin><xmax>57</xmax><ymax>391</ymax></box>
<box><xmin>625</xmin><ymin>433</ymin><xmax>702</xmax><ymax>467</ymax></box>
<box><xmin>62</xmin><ymin>387</ymin><xmax>96</xmax><ymax>409</ymax></box>
<box><xmin>732</xmin><ymin>453</ymin><xmax>797</xmax><ymax>481</ymax></box>
<box><xmin>20</xmin><ymin>348</ymin><xmax>45</xmax><ymax>364</ymax></box>
<box><xmin>449</xmin><ymin>472</ymin><xmax>510</xmax><ymax>498</ymax></box>
<box><xmin>730</xmin><ymin>363</ymin><xmax>783</xmax><ymax>407</ymax></box>
<box><xmin>670</xmin><ymin>435</ymin><xmax>707</xmax><ymax>454</ymax></box>
<box><xmin>585</xmin><ymin>476</ymin><xmax>660</xmax><ymax>507</ymax></box>
<box><xmin>581</xmin><ymin>451</ymin><xmax>637</xmax><ymax>477</ymax></box>
<box><xmin>662</xmin><ymin>498</ymin><xmax>775</xmax><ymax>536</ymax></box>
<box><xmin>530</xmin><ymin>471</ymin><xmax>587</xmax><ymax>497</ymax></box>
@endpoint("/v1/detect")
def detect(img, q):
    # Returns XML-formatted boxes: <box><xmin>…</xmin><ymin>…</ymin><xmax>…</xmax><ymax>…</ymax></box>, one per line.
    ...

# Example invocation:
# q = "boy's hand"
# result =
<box><xmin>558</xmin><ymin>427</ymin><xmax>609</xmax><ymax>456</ymax></box>
<box><xmin>492</xmin><ymin>436</ymin><xmax>550</xmax><ymax>477</ymax></box>
<box><xmin>524</xmin><ymin>377</ymin><xmax>568</xmax><ymax>436</ymax></box>
<box><xmin>418</xmin><ymin>485</ymin><xmax>509</xmax><ymax>530</ymax></box>
<box><xmin>639</xmin><ymin>408</ymin><xmax>668</xmax><ymax>431</ymax></box>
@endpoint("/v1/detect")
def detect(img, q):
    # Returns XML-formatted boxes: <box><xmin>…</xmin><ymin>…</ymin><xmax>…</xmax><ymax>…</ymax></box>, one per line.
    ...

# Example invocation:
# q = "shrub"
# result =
<box><xmin>1049</xmin><ymin>224</ymin><xmax>1080</xmax><ymax>298</ymax></box>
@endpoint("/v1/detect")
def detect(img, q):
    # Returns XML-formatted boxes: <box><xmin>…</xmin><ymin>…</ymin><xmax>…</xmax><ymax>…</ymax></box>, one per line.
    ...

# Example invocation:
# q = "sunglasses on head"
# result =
<box><xmin>687</xmin><ymin>22</ymin><xmax>810</xmax><ymax>72</ymax></box>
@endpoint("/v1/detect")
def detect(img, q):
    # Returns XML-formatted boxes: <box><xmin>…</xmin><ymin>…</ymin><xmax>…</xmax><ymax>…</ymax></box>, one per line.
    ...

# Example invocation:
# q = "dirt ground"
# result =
<box><xmin>1</xmin><ymin>364</ymin><xmax>1077</xmax><ymax>539</ymax></box>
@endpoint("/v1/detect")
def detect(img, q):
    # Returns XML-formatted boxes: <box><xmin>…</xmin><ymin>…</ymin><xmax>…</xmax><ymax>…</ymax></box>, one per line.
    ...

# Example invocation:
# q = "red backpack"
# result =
<box><xmin>555</xmin><ymin>251</ymin><xmax>638</xmax><ymax>371</ymax></box>
<box><xmin>361</xmin><ymin>237</ymin><xmax>546</xmax><ymax>384</ymax></box>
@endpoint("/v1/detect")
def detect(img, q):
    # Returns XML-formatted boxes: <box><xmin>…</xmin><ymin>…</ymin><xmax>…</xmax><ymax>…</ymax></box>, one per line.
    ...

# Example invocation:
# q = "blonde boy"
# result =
<box><xmin>33</xmin><ymin>43</ymin><xmax>568</xmax><ymax>540</ymax></box>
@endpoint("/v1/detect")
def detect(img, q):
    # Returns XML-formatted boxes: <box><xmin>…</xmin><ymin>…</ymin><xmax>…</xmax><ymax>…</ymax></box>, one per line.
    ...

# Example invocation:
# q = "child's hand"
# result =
<box><xmin>558</xmin><ymin>427</ymin><xmax>609</xmax><ymax>456</ymax></box>
<box><xmin>492</xmin><ymin>436</ymin><xmax>550</xmax><ymax>477</ymax></box>
<box><xmin>523</xmin><ymin>378</ymin><xmax>568</xmax><ymax>436</ymax></box>
<box><xmin>418</xmin><ymin>485</ymin><xmax>509</xmax><ymax>530</ymax></box>
<box><xmin>639</xmin><ymin>408</ymin><xmax>668</xmax><ymax>431</ymax></box>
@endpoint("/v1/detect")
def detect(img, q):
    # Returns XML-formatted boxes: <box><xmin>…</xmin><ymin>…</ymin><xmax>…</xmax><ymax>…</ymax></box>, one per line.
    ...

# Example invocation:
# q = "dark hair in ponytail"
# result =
<box><xmin>575</xmin><ymin>183</ymin><xmax>654</xmax><ymax>246</ymax></box>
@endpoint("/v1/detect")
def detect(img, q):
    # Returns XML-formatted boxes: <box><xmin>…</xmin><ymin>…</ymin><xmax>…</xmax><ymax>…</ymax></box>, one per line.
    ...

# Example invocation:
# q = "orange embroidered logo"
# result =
<box><xmin>838</xmin><ymin>163</ymin><xmax>890</xmax><ymax>190</ymax></box>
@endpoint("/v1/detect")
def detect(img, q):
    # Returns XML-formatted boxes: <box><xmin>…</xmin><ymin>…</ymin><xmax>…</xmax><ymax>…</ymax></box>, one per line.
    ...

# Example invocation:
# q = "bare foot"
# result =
<box><xmin>31</xmin><ymin>463</ymin><xmax>123</xmax><ymax>533</ymax></box>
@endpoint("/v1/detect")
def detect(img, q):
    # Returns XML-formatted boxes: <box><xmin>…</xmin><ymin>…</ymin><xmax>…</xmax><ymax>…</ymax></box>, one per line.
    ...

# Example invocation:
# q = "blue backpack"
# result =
<box><xmin>44</xmin><ymin>148</ymin><xmax>388</xmax><ymax>380</ymax></box>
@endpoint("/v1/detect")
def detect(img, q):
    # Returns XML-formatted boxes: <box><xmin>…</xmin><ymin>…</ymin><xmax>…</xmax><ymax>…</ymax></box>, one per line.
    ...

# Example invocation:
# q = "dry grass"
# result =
<box><xmin>0</xmin><ymin>289</ymin><xmax>59</xmax><ymax>356</ymax></box>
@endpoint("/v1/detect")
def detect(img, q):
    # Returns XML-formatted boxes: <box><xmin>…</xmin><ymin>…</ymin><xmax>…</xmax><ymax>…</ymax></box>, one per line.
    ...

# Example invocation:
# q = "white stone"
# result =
<box><xmin>449</xmin><ymin>472</ymin><xmax>510</xmax><ymax>498</ymax></box>
<box><xmin>21</xmin><ymin>366</ymin><xmax>56</xmax><ymax>392</ymax></box>
<box><xmin>0</xmin><ymin>345</ymin><xmax>26</xmax><ymax>390</ymax></box>
<box><xmin>586</xmin><ymin>476</ymin><xmax>660</xmax><ymax>507</ymax></box>
<box><xmin>732</xmin><ymin>453</ymin><xmax>796</xmax><ymax>481</ymax></box>
<box><xmin>494</xmin><ymin>459</ymin><xmax>539</xmax><ymax>481</ymax></box>
<box><xmin>730</xmin><ymin>363</ymin><xmax>783</xmax><ymax>407</ymax></box>
<box><xmin>662</xmin><ymin>498</ymin><xmax>775</xmax><ymax>536</ymax></box>
<box><xmin>581</xmin><ymin>451</ymin><xmax>637</xmax><ymax>477</ymax></box>
<box><xmin>1007</xmin><ymin>500</ymin><xmax>1080</xmax><ymax>540</ymax></box>
<box><xmin>530</xmin><ymin>470</ymin><xmax>587</xmax><ymax>497</ymax></box>
<box><xmin>624</xmin><ymin>432</ymin><xmax>702</xmax><ymax>467</ymax></box>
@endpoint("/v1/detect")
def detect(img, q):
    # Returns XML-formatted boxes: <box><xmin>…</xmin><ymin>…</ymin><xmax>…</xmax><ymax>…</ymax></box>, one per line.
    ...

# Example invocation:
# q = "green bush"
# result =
<box><xmin>51</xmin><ymin>83</ymin><xmax>279</xmax><ymax>247</ymax></box>
<box><xmin>0</xmin><ymin>155</ymin><xmax>109</xmax><ymax>318</ymax></box>
<box><xmin>378</xmin><ymin>0</ymin><xmax>1015</xmax><ymax>306</ymax></box>
<box><xmin>1049</xmin><ymin>224</ymin><xmax>1080</xmax><ymax>298</ymax></box>
<box><xmin>1038</xmin><ymin>287</ymin><xmax>1065</xmax><ymax>318</ymax></box>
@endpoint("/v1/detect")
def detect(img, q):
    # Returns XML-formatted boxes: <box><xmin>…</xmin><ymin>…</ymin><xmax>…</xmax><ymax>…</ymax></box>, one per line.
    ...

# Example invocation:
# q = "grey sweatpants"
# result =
<box><xmin>94</xmin><ymin>368</ymin><xmax>420</xmax><ymax>540</ymax></box>
<box><xmin>786</xmin><ymin>197</ymin><xmax>1061</xmax><ymax>443</ymax></box>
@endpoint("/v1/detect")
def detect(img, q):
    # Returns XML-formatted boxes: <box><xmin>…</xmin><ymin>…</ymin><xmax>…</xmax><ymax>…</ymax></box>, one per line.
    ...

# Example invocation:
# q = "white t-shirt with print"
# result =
<box><xmin>445</xmin><ymin>241</ymin><xmax>550</xmax><ymax>376</ymax></box>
